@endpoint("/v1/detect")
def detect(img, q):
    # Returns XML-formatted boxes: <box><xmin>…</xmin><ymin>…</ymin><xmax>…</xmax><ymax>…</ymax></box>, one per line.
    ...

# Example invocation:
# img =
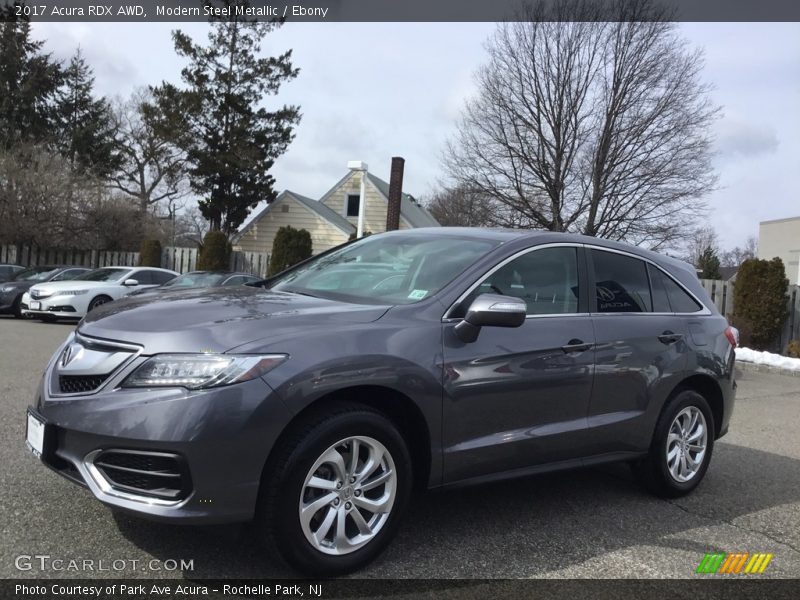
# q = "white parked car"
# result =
<box><xmin>23</xmin><ymin>266</ymin><xmax>178</xmax><ymax>321</ymax></box>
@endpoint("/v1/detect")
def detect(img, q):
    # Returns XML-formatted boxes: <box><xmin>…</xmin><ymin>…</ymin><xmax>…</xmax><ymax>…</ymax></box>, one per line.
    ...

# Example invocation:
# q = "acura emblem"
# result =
<box><xmin>60</xmin><ymin>343</ymin><xmax>83</xmax><ymax>368</ymax></box>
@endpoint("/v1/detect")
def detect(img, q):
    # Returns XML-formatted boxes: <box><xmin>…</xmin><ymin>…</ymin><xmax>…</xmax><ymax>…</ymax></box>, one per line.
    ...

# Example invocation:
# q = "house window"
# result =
<box><xmin>346</xmin><ymin>194</ymin><xmax>361</xmax><ymax>217</ymax></box>
<box><xmin>281</xmin><ymin>204</ymin><xmax>289</xmax><ymax>213</ymax></box>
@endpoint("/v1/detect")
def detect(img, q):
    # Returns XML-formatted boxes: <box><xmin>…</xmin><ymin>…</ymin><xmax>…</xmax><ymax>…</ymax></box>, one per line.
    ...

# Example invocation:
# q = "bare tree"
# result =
<box><xmin>682</xmin><ymin>226</ymin><xmax>719</xmax><ymax>266</ymax></box>
<box><xmin>445</xmin><ymin>0</ymin><xmax>719</xmax><ymax>248</ymax></box>
<box><xmin>0</xmin><ymin>144</ymin><xmax>78</xmax><ymax>246</ymax></box>
<box><xmin>721</xmin><ymin>237</ymin><xmax>757</xmax><ymax>268</ymax></box>
<box><xmin>426</xmin><ymin>185</ymin><xmax>499</xmax><ymax>227</ymax></box>
<box><xmin>109</xmin><ymin>88</ymin><xmax>187</xmax><ymax>216</ymax></box>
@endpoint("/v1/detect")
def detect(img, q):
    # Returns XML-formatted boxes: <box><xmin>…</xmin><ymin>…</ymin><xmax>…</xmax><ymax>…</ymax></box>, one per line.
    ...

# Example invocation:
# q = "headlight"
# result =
<box><xmin>0</xmin><ymin>286</ymin><xmax>14</xmax><ymax>293</ymax></box>
<box><xmin>122</xmin><ymin>354</ymin><xmax>288</xmax><ymax>390</ymax></box>
<box><xmin>57</xmin><ymin>290</ymin><xmax>89</xmax><ymax>296</ymax></box>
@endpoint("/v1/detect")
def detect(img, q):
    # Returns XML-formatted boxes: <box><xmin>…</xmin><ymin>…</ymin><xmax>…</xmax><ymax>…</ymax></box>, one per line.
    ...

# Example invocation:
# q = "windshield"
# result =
<box><xmin>74</xmin><ymin>268</ymin><xmax>131</xmax><ymax>282</ymax></box>
<box><xmin>271</xmin><ymin>234</ymin><xmax>498</xmax><ymax>305</ymax></box>
<box><xmin>163</xmin><ymin>272</ymin><xmax>227</xmax><ymax>288</ymax></box>
<box><xmin>13</xmin><ymin>267</ymin><xmax>59</xmax><ymax>282</ymax></box>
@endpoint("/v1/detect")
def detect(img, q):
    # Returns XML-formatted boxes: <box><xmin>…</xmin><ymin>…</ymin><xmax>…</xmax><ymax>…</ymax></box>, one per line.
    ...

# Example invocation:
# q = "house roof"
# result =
<box><xmin>232</xmin><ymin>190</ymin><xmax>355</xmax><ymax>244</ymax></box>
<box><xmin>719</xmin><ymin>266</ymin><xmax>738</xmax><ymax>281</ymax></box>
<box><xmin>365</xmin><ymin>173</ymin><xmax>440</xmax><ymax>228</ymax></box>
<box><xmin>234</xmin><ymin>169</ymin><xmax>440</xmax><ymax>243</ymax></box>
<box><xmin>289</xmin><ymin>191</ymin><xmax>355</xmax><ymax>234</ymax></box>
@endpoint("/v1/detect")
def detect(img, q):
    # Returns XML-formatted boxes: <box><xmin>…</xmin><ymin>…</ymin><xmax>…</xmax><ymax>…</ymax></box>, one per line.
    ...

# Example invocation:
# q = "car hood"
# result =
<box><xmin>78</xmin><ymin>286</ymin><xmax>391</xmax><ymax>354</ymax></box>
<box><xmin>31</xmin><ymin>280</ymin><xmax>118</xmax><ymax>294</ymax></box>
<box><xmin>1</xmin><ymin>280</ymin><xmax>36</xmax><ymax>291</ymax></box>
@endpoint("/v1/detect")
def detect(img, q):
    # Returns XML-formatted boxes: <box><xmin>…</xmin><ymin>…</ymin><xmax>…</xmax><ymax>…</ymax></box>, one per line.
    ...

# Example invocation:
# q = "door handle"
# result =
<box><xmin>658</xmin><ymin>331</ymin><xmax>684</xmax><ymax>345</ymax></box>
<box><xmin>562</xmin><ymin>339</ymin><xmax>592</xmax><ymax>353</ymax></box>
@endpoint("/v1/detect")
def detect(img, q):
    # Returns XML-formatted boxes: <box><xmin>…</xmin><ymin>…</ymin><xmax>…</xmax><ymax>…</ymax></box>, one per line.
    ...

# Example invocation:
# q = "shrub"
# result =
<box><xmin>269</xmin><ymin>226</ymin><xmax>312</xmax><ymax>275</ymax></box>
<box><xmin>787</xmin><ymin>340</ymin><xmax>800</xmax><ymax>359</ymax></box>
<box><xmin>138</xmin><ymin>239</ymin><xmax>162</xmax><ymax>267</ymax></box>
<box><xmin>197</xmin><ymin>230</ymin><xmax>231</xmax><ymax>271</ymax></box>
<box><xmin>731</xmin><ymin>257</ymin><xmax>789</xmax><ymax>351</ymax></box>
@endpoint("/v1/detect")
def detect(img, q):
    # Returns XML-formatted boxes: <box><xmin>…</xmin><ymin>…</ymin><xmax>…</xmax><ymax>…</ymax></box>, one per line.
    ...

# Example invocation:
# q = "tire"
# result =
<box><xmin>256</xmin><ymin>403</ymin><xmax>413</xmax><ymax>575</ymax></box>
<box><xmin>12</xmin><ymin>295</ymin><xmax>23</xmax><ymax>318</ymax></box>
<box><xmin>632</xmin><ymin>389</ymin><xmax>715</xmax><ymax>498</ymax></box>
<box><xmin>88</xmin><ymin>295</ymin><xmax>112</xmax><ymax>312</ymax></box>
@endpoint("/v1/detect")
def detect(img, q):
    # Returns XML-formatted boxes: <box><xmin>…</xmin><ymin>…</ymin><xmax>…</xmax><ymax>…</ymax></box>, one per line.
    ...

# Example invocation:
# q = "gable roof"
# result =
<box><xmin>365</xmin><ymin>173</ymin><xmax>440</xmax><ymax>228</ymax></box>
<box><xmin>719</xmin><ymin>266</ymin><xmax>738</xmax><ymax>281</ymax></box>
<box><xmin>289</xmin><ymin>191</ymin><xmax>355</xmax><ymax>234</ymax></box>
<box><xmin>232</xmin><ymin>190</ymin><xmax>355</xmax><ymax>244</ymax></box>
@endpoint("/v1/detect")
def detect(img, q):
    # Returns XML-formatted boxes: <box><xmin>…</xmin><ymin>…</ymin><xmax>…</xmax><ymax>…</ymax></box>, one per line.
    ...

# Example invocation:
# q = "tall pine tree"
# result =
<box><xmin>54</xmin><ymin>48</ymin><xmax>117</xmax><ymax>177</ymax></box>
<box><xmin>0</xmin><ymin>10</ymin><xmax>62</xmax><ymax>149</ymax></box>
<box><xmin>153</xmin><ymin>2</ymin><xmax>300</xmax><ymax>234</ymax></box>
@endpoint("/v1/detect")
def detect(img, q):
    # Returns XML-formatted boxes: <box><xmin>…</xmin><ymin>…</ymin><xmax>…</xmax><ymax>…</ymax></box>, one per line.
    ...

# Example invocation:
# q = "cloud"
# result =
<box><xmin>715</xmin><ymin>118</ymin><xmax>779</xmax><ymax>159</ymax></box>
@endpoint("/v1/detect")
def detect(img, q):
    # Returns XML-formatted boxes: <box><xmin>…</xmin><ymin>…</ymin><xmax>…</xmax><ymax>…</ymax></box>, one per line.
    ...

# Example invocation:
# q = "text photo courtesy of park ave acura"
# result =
<box><xmin>2</xmin><ymin>0</ymin><xmax>800</xmax><ymax>598</ymax></box>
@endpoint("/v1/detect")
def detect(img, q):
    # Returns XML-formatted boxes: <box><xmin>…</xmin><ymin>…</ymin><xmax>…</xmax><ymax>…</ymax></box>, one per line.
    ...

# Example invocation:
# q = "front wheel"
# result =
<box><xmin>632</xmin><ymin>390</ymin><xmax>715</xmax><ymax>498</ymax></box>
<box><xmin>257</xmin><ymin>405</ymin><xmax>412</xmax><ymax>575</ymax></box>
<box><xmin>88</xmin><ymin>295</ymin><xmax>112</xmax><ymax>311</ymax></box>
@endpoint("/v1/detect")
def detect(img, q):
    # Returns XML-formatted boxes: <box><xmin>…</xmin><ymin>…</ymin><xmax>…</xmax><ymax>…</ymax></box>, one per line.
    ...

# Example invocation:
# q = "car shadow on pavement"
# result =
<box><xmin>110</xmin><ymin>441</ymin><xmax>800</xmax><ymax>578</ymax></box>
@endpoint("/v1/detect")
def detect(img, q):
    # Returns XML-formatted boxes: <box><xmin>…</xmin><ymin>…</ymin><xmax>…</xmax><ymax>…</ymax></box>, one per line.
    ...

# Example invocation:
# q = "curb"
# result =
<box><xmin>735</xmin><ymin>360</ymin><xmax>800</xmax><ymax>378</ymax></box>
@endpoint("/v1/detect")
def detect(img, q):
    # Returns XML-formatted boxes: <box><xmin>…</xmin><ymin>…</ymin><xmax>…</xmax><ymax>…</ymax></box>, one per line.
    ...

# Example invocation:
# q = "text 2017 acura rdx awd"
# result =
<box><xmin>26</xmin><ymin>229</ymin><xmax>736</xmax><ymax>574</ymax></box>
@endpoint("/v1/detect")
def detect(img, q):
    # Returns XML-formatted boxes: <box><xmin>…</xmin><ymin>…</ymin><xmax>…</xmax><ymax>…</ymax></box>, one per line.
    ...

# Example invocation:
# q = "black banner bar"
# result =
<box><xmin>3</xmin><ymin>579</ymin><xmax>800</xmax><ymax>600</ymax></box>
<box><xmin>1</xmin><ymin>0</ymin><xmax>800</xmax><ymax>23</ymax></box>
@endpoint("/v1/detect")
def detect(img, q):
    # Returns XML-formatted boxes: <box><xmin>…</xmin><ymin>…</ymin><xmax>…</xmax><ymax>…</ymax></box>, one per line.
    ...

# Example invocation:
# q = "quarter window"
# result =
<box><xmin>463</xmin><ymin>247</ymin><xmax>580</xmax><ymax>316</ymax></box>
<box><xmin>592</xmin><ymin>250</ymin><xmax>652</xmax><ymax>313</ymax></box>
<box><xmin>649</xmin><ymin>265</ymin><xmax>702</xmax><ymax>313</ymax></box>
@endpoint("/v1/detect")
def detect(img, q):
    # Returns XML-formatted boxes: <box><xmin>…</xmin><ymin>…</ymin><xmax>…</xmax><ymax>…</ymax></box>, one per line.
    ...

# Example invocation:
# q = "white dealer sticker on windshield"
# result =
<box><xmin>408</xmin><ymin>289</ymin><xmax>428</xmax><ymax>300</ymax></box>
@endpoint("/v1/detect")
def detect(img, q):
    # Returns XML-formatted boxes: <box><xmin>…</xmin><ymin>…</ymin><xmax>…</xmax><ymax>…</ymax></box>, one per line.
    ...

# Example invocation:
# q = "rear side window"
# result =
<box><xmin>649</xmin><ymin>265</ymin><xmax>702</xmax><ymax>313</ymax></box>
<box><xmin>150</xmin><ymin>271</ymin><xmax>177</xmax><ymax>285</ymax></box>
<box><xmin>592</xmin><ymin>250</ymin><xmax>652</xmax><ymax>313</ymax></box>
<box><xmin>132</xmin><ymin>271</ymin><xmax>152</xmax><ymax>284</ymax></box>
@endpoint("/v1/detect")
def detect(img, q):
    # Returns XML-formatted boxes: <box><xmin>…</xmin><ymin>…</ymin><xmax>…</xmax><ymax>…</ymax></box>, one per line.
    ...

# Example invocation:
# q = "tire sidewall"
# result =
<box><xmin>89</xmin><ymin>296</ymin><xmax>110</xmax><ymax>311</ymax></box>
<box><xmin>271</xmin><ymin>410</ymin><xmax>412</xmax><ymax>575</ymax></box>
<box><xmin>653</xmin><ymin>390</ymin><xmax>715</xmax><ymax>495</ymax></box>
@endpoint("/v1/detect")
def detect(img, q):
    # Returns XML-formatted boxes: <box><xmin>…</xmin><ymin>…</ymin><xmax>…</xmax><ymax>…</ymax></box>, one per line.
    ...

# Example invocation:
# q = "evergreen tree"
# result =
<box><xmin>269</xmin><ymin>226</ymin><xmax>312</xmax><ymax>275</ymax></box>
<box><xmin>54</xmin><ymin>48</ymin><xmax>117</xmax><ymax>176</ymax></box>
<box><xmin>153</xmin><ymin>3</ymin><xmax>301</xmax><ymax>234</ymax></box>
<box><xmin>0</xmin><ymin>11</ymin><xmax>62</xmax><ymax>148</ymax></box>
<box><xmin>696</xmin><ymin>246</ymin><xmax>722</xmax><ymax>279</ymax></box>
<box><xmin>732</xmin><ymin>258</ymin><xmax>789</xmax><ymax>351</ymax></box>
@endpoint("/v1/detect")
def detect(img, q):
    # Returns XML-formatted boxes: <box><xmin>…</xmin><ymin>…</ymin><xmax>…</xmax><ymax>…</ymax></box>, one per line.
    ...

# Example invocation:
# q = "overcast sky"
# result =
<box><xmin>32</xmin><ymin>21</ymin><xmax>800</xmax><ymax>250</ymax></box>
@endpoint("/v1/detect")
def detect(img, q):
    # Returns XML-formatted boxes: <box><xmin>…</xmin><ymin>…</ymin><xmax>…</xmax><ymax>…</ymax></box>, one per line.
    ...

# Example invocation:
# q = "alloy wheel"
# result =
<box><xmin>298</xmin><ymin>436</ymin><xmax>397</xmax><ymax>556</ymax></box>
<box><xmin>665</xmin><ymin>406</ymin><xmax>708</xmax><ymax>483</ymax></box>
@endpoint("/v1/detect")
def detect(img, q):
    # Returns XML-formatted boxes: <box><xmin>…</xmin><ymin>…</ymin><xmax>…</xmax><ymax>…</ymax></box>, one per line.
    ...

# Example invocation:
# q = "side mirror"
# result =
<box><xmin>454</xmin><ymin>293</ymin><xmax>527</xmax><ymax>343</ymax></box>
<box><xmin>123</xmin><ymin>279</ymin><xmax>139</xmax><ymax>287</ymax></box>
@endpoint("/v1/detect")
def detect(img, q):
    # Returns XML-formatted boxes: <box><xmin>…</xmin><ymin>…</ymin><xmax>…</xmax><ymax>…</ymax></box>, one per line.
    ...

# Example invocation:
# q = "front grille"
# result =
<box><xmin>59</xmin><ymin>374</ymin><xmax>109</xmax><ymax>394</ymax></box>
<box><xmin>93</xmin><ymin>450</ymin><xmax>191</xmax><ymax>501</ymax></box>
<box><xmin>31</xmin><ymin>290</ymin><xmax>51</xmax><ymax>300</ymax></box>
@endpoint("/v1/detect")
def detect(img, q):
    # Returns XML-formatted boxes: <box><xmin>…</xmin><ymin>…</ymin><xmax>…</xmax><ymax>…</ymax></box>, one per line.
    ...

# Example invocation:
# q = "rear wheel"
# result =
<box><xmin>256</xmin><ymin>404</ymin><xmax>412</xmax><ymax>575</ymax></box>
<box><xmin>88</xmin><ymin>295</ymin><xmax>112</xmax><ymax>311</ymax></box>
<box><xmin>632</xmin><ymin>390</ymin><xmax>715</xmax><ymax>498</ymax></box>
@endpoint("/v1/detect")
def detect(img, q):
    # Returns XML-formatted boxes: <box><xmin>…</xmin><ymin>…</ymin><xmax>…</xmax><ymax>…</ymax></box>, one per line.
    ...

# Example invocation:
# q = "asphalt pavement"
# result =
<box><xmin>1</xmin><ymin>316</ymin><xmax>798</xmax><ymax>579</ymax></box>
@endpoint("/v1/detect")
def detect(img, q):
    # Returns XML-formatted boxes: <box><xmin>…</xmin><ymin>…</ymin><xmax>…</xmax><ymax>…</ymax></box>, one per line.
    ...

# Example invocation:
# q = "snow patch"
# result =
<box><xmin>736</xmin><ymin>347</ymin><xmax>800</xmax><ymax>372</ymax></box>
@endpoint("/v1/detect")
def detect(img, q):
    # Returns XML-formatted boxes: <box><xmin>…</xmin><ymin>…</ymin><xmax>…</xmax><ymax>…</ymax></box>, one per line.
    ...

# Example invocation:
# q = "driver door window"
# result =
<box><xmin>464</xmin><ymin>247</ymin><xmax>580</xmax><ymax>316</ymax></box>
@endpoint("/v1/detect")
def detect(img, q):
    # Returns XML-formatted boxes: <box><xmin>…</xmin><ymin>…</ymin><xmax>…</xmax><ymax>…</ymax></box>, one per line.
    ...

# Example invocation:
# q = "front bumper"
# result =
<box><xmin>25</xmin><ymin>295</ymin><xmax>82</xmax><ymax>319</ymax></box>
<box><xmin>30</xmin><ymin>339</ymin><xmax>293</xmax><ymax>524</ymax></box>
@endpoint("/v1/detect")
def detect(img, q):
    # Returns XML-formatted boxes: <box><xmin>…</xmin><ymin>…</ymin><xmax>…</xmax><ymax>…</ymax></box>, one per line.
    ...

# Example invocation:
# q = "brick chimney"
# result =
<box><xmin>386</xmin><ymin>156</ymin><xmax>404</xmax><ymax>232</ymax></box>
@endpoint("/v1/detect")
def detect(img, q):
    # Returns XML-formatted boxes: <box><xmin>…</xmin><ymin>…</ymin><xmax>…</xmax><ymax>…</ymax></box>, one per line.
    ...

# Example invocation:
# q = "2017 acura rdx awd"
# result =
<box><xmin>26</xmin><ymin>228</ymin><xmax>736</xmax><ymax>574</ymax></box>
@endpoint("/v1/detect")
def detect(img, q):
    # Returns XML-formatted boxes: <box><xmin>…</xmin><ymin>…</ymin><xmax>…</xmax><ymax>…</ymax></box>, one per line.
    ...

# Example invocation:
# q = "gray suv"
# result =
<box><xmin>26</xmin><ymin>229</ymin><xmax>736</xmax><ymax>574</ymax></box>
